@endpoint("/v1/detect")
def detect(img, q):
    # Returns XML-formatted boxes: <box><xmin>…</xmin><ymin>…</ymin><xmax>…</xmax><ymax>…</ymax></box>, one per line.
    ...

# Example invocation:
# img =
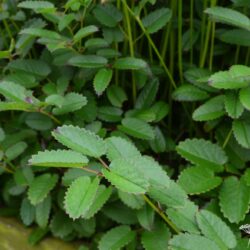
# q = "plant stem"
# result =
<box><xmin>82</xmin><ymin>167</ymin><xmax>102</xmax><ymax>176</ymax></box>
<box><xmin>143</xmin><ymin>195</ymin><xmax>180</xmax><ymax>234</ymax></box>
<box><xmin>39</xmin><ymin>110</ymin><xmax>61</xmax><ymax>125</ymax></box>
<box><xmin>222</xmin><ymin>128</ymin><xmax>233</xmax><ymax>149</ymax></box>
<box><xmin>122</xmin><ymin>0</ymin><xmax>136</xmax><ymax>103</ymax></box>
<box><xmin>178</xmin><ymin>0</ymin><xmax>183</xmax><ymax>83</ymax></box>
<box><xmin>99</xmin><ymin>158</ymin><xmax>109</xmax><ymax>170</ymax></box>
<box><xmin>122</xmin><ymin>0</ymin><xmax>177</xmax><ymax>89</ymax></box>
<box><xmin>189</xmin><ymin>0</ymin><xmax>194</xmax><ymax>65</ymax></box>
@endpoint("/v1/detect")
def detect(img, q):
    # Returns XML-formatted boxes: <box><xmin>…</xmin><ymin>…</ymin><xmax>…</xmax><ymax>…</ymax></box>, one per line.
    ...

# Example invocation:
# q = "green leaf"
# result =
<box><xmin>219</xmin><ymin>176</ymin><xmax>250</xmax><ymax>223</ymax></box>
<box><xmin>28</xmin><ymin>174</ymin><xmax>58</xmax><ymax>205</ymax></box>
<box><xmin>192</xmin><ymin>95</ymin><xmax>225</xmax><ymax>121</ymax></box>
<box><xmin>5</xmin><ymin>141</ymin><xmax>27</xmax><ymax>161</ymax></box>
<box><xmin>105</xmin><ymin>136</ymin><xmax>141</xmax><ymax>162</ymax></box>
<box><xmin>73</xmin><ymin>25</ymin><xmax>99</xmax><ymax>43</ymax></box>
<box><xmin>51</xmin><ymin>93</ymin><xmax>87</xmax><ymax>115</ymax></box>
<box><xmin>135</xmin><ymin>79</ymin><xmax>159</xmax><ymax>109</ymax></box>
<box><xmin>137</xmin><ymin>204</ymin><xmax>155</xmax><ymax>230</ymax></box>
<box><xmin>141</xmin><ymin>221</ymin><xmax>170</xmax><ymax>250</ymax></box>
<box><xmin>18</xmin><ymin>1</ymin><xmax>55</xmax><ymax>11</ymax></box>
<box><xmin>149</xmin><ymin>101</ymin><xmax>169</xmax><ymax>122</ymax></box>
<box><xmin>98</xmin><ymin>106</ymin><xmax>122</xmax><ymax>122</ymax></box>
<box><xmin>149</xmin><ymin>127</ymin><xmax>166</xmax><ymax>153</ymax></box>
<box><xmin>68</xmin><ymin>55</ymin><xmax>108</xmax><ymax>68</ymax></box>
<box><xmin>93</xmin><ymin>68</ymin><xmax>113</xmax><ymax>95</ymax></box>
<box><xmin>93</xmin><ymin>4</ymin><xmax>123</xmax><ymax>28</ymax></box>
<box><xmin>178</xmin><ymin>166</ymin><xmax>222</xmax><ymax>194</ymax></box>
<box><xmin>239</xmin><ymin>86</ymin><xmax>250</xmax><ymax>110</ymax></box>
<box><xmin>29</xmin><ymin>149</ymin><xmax>89</xmax><ymax>168</ymax></box>
<box><xmin>0</xmin><ymin>102</ymin><xmax>33</xmax><ymax>112</ymax></box>
<box><xmin>0</xmin><ymin>81</ymin><xmax>34</xmax><ymax>103</ymax></box>
<box><xmin>98</xmin><ymin>225</ymin><xmax>135</xmax><ymax>250</ymax></box>
<box><xmin>35</xmin><ymin>195</ymin><xmax>51</xmax><ymax>228</ymax></box>
<box><xmin>28</xmin><ymin>227</ymin><xmax>49</xmax><ymax>246</ymax></box>
<box><xmin>64</xmin><ymin>176</ymin><xmax>99</xmax><ymax>219</ymax></box>
<box><xmin>196</xmin><ymin>210</ymin><xmax>237</xmax><ymax>249</ymax></box>
<box><xmin>224</xmin><ymin>91</ymin><xmax>244</xmax><ymax>119</ymax></box>
<box><xmin>219</xmin><ymin>29</ymin><xmax>250</xmax><ymax>46</ymax></box>
<box><xmin>20</xmin><ymin>28</ymin><xmax>63</xmax><ymax>41</ymax></box>
<box><xmin>172</xmin><ymin>84</ymin><xmax>209</xmax><ymax>102</ymax></box>
<box><xmin>208</xmin><ymin>65</ymin><xmax>250</xmax><ymax>89</ymax></box>
<box><xmin>169</xmin><ymin>233</ymin><xmax>220</xmax><ymax>250</ymax></box>
<box><xmin>8</xmin><ymin>59</ymin><xmax>51</xmax><ymax>77</ymax></box>
<box><xmin>103</xmin><ymin>158</ymin><xmax>149</xmax><ymax>194</ymax></box>
<box><xmin>113</xmin><ymin>57</ymin><xmax>148</xmax><ymax>70</ymax></box>
<box><xmin>107</xmin><ymin>85</ymin><xmax>128</xmax><ymax>108</ymax></box>
<box><xmin>167</xmin><ymin>200</ymin><xmax>200</xmax><ymax>234</ymax></box>
<box><xmin>25</xmin><ymin>113</ymin><xmax>53</xmax><ymax>131</ymax></box>
<box><xmin>176</xmin><ymin>138</ymin><xmax>227</xmax><ymax>172</ymax></box>
<box><xmin>142</xmin><ymin>8</ymin><xmax>172</xmax><ymax>34</ymax></box>
<box><xmin>50</xmin><ymin>211</ymin><xmax>74</xmax><ymax>238</ymax></box>
<box><xmin>233</xmin><ymin>120</ymin><xmax>250</xmax><ymax>148</ymax></box>
<box><xmin>84</xmin><ymin>185</ymin><xmax>112</xmax><ymax>219</ymax></box>
<box><xmin>118</xmin><ymin>190</ymin><xmax>144</xmax><ymax>209</ymax></box>
<box><xmin>205</xmin><ymin>6</ymin><xmax>250</xmax><ymax>31</ymax></box>
<box><xmin>148</xmin><ymin>180</ymin><xmax>187</xmax><ymax>208</ymax></box>
<box><xmin>52</xmin><ymin>125</ymin><xmax>107</xmax><ymax>157</ymax></box>
<box><xmin>118</xmin><ymin>118</ymin><xmax>155</xmax><ymax>140</ymax></box>
<box><xmin>58</xmin><ymin>13</ymin><xmax>75</xmax><ymax>31</ymax></box>
<box><xmin>20</xmin><ymin>198</ymin><xmax>35</xmax><ymax>226</ymax></box>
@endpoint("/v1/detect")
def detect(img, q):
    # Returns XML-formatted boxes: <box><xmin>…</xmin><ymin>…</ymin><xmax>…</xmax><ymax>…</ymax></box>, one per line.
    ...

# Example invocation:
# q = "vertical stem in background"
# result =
<box><xmin>122</xmin><ymin>0</ymin><xmax>136</xmax><ymax>104</ymax></box>
<box><xmin>208</xmin><ymin>0</ymin><xmax>217</xmax><ymax>71</ymax></box>
<box><xmin>234</xmin><ymin>46</ymin><xmax>240</xmax><ymax>64</ymax></box>
<box><xmin>178</xmin><ymin>0</ymin><xmax>183</xmax><ymax>83</ymax></box>
<box><xmin>199</xmin><ymin>0</ymin><xmax>208</xmax><ymax>66</ymax></box>
<box><xmin>245</xmin><ymin>47</ymin><xmax>250</xmax><ymax>65</ymax></box>
<box><xmin>189</xmin><ymin>0</ymin><xmax>194</xmax><ymax>65</ymax></box>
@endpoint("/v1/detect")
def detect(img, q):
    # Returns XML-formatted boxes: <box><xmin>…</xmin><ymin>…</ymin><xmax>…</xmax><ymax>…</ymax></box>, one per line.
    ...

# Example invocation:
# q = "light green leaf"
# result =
<box><xmin>68</xmin><ymin>55</ymin><xmax>108</xmax><ymax>68</ymax></box>
<box><xmin>28</xmin><ymin>174</ymin><xmax>58</xmax><ymax>205</ymax></box>
<box><xmin>167</xmin><ymin>200</ymin><xmax>200</xmax><ymax>234</ymax></box>
<box><xmin>192</xmin><ymin>95</ymin><xmax>225</xmax><ymax>121</ymax></box>
<box><xmin>93</xmin><ymin>4</ymin><xmax>123</xmax><ymax>28</ymax></box>
<box><xmin>103</xmin><ymin>158</ymin><xmax>149</xmax><ymax>194</ymax></box>
<box><xmin>98</xmin><ymin>225</ymin><xmax>135</xmax><ymax>250</ymax></box>
<box><xmin>239</xmin><ymin>86</ymin><xmax>250</xmax><ymax>110</ymax></box>
<box><xmin>219</xmin><ymin>176</ymin><xmax>250</xmax><ymax>223</ymax></box>
<box><xmin>205</xmin><ymin>6</ymin><xmax>250</xmax><ymax>30</ymax></box>
<box><xmin>169</xmin><ymin>233</ymin><xmax>220</xmax><ymax>250</ymax></box>
<box><xmin>5</xmin><ymin>141</ymin><xmax>27</xmax><ymax>161</ymax></box>
<box><xmin>208</xmin><ymin>65</ymin><xmax>250</xmax><ymax>89</ymax></box>
<box><xmin>0</xmin><ymin>101</ymin><xmax>33</xmax><ymax>112</ymax></box>
<box><xmin>137</xmin><ymin>204</ymin><xmax>155</xmax><ymax>230</ymax></box>
<box><xmin>93</xmin><ymin>68</ymin><xmax>113</xmax><ymax>95</ymax></box>
<box><xmin>118</xmin><ymin>117</ymin><xmax>155</xmax><ymax>140</ymax></box>
<box><xmin>18</xmin><ymin>1</ymin><xmax>55</xmax><ymax>11</ymax></box>
<box><xmin>84</xmin><ymin>185</ymin><xmax>112</xmax><ymax>219</ymax></box>
<box><xmin>149</xmin><ymin>127</ymin><xmax>166</xmax><ymax>153</ymax></box>
<box><xmin>73</xmin><ymin>25</ymin><xmax>99</xmax><ymax>43</ymax></box>
<box><xmin>142</xmin><ymin>8</ymin><xmax>172</xmax><ymax>34</ymax></box>
<box><xmin>52</xmin><ymin>125</ymin><xmax>106</xmax><ymax>157</ymax></box>
<box><xmin>149</xmin><ymin>101</ymin><xmax>169</xmax><ymax>122</ymax></box>
<box><xmin>20</xmin><ymin>28</ymin><xmax>63</xmax><ymax>41</ymax></box>
<box><xmin>178</xmin><ymin>166</ymin><xmax>222</xmax><ymax>194</ymax></box>
<box><xmin>105</xmin><ymin>136</ymin><xmax>141</xmax><ymax>162</ymax></box>
<box><xmin>113</xmin><ymin>57</ymin><xmax>147</xmax><ymax>70</ymax></box>
<box><xmin>224</xmin><ymin>91</ymin><xmax>244</xmax><ymax>119</ymax></box>
<box><xmin>29</xmin><ymin>149</ymin><xmax>89</xmax><ymax>168</ymax></box>
<box><xmin>148</xmin><ymin>180</ymin><xmax>187</xmax><ymax>208</ymax></box>
<box><xmin>118</xmin><ymin>190</ymin><xmax>144</xmax><ymax>210</ymax></box>
<box><xmin>64</xmin><ymin>176</ymin><xmax>99</xmax><ymax>219</ymax></box>
<box><xmin>196</xmin><ymin>210</ymin><xmax>237</xmax><ymax>249</ymax></box>
<box><xmin>172</xmin><ymin>84</ymin><xmax>209</xmax><ymax>102</ymax></box>
<box><xmin>141</xmin><ymin>221</ymin><xmax>170</xmax><ymax>250</ymax></box>
<box><xmin>233</xmin><ymin>120</ymin><xmax>250</xmax><ymax>148</ymax></box>
<box><xmin>176</xmin><ymin>138</ymin><xmax>227</xmax><ymax>172</ymax></box>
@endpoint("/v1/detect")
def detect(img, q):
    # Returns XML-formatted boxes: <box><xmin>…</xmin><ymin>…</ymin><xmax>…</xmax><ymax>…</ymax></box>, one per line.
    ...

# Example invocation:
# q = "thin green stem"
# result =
<box><xmin>234</xmin><ymin>46</ymin><xmax>240</xmax><ymax>64</ymax></box>
<box><xmin>222</xmin><ymin>129</ymin><xmax>233</xmax><ymax>149</ymax></box>
<box><xmin>122</xmin><ymin>0</ymin><xmax>177</xmax><ymax>89</ymax></box>
<box><xmin>122</xmin><ymin>0</ymin><xmax>136</xmax><ymax>103</ymax></box>
<box><xmin>245</xmin><ymin>47</ymin><xmax>250</xmax><ymax>65</ymax></box>
<box><xmin>39</xmin><ymin>110</ymin><xmax>61</xmax><ymax>125</ymax></box>
<box><xmin>178</xmin><ymin>0</ymin><xmax>183</xmax><ymax>83</ymax></box>
<box><xmin>209</xmin><ymin>0</ymin><xmax>217</xmax><ymax>71</ymax></box>
<box><xmin>143</xmin><ymin>195</ymin><xmax>180</xmax><ymax>234</ymax></box>
<box><xmin>189</xmin><ymin>0</ymin><xmax>194</xmax><ymax>65</ymax></box>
